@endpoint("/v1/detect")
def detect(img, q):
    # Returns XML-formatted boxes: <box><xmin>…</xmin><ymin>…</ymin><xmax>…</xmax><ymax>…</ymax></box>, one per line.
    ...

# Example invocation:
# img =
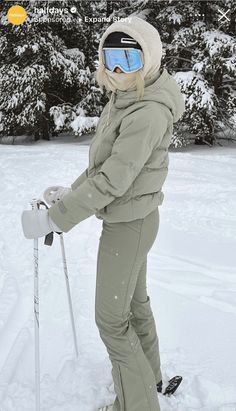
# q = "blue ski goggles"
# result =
<box><xmin>102</xmin><ymin>48</ymin><xmax>144</xmax><ymax>73</ymax></box>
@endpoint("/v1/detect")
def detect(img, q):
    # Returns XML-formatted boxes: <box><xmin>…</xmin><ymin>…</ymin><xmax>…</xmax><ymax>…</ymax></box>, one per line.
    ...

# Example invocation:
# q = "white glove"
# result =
<box><xmin>21</xmin><ymin>208</ymin><xmax>62</xmax><ymax>239</ymax></box>
<box><xmin>43</xmin><ymin>186</ymin><xmax>71</xmax><ymax>206</ymax></box>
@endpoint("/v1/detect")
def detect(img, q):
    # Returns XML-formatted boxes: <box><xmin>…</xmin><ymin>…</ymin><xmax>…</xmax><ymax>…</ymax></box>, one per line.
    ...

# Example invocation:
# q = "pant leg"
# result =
<box><xmin>95</xmin><ymin>208</ymin><xmax>160</xmax><ymax>411</ymax></box>
<box><xmin>130</xmin><ymin>258</ymin><xmax>162</xmax><ymax>385</ymax></box>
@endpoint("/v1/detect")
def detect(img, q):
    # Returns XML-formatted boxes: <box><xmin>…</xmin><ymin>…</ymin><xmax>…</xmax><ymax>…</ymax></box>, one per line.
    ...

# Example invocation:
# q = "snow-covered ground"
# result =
<box><xmin>0</xmin><ymin>135</ymin><xmax>236</xmax><ymax>411</ymax></box>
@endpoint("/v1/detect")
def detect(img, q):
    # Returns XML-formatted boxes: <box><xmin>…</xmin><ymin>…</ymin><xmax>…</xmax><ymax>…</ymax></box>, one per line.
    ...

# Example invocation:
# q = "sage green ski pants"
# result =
<box><xmin>95</xmin><ymin>207</ymin><xmax>162</xmax><ymax>411</ymax></box>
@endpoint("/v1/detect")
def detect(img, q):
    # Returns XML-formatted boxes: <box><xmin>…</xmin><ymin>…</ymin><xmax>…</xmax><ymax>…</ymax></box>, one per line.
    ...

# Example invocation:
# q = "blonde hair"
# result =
<box><xmin>135</xmin><ymin>69</ymin><xmax>145</xmax><ymax>101</ymax></box>
<box><xmin>95</xmin><ymin>64</ymin><xmax>145</xmax><ymax>102</ymax></box>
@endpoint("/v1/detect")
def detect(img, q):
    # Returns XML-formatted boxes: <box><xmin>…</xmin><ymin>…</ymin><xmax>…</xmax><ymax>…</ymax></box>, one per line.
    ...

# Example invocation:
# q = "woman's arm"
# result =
<box><xmin>49</xmin><ymin>104</ymin><xmax>169</xmax><ymax>232</ymax></box>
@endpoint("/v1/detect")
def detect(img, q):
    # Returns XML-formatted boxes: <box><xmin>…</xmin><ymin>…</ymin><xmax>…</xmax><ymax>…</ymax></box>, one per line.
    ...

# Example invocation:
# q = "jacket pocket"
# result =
<box><xmin>125</xmin><ymin>219</ymin><xmax>143</xmax><ymax>233</ymax></box>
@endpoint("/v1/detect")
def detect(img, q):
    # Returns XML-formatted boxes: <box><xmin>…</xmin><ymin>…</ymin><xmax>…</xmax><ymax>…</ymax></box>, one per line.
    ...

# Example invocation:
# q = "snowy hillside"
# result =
<box><xmin>0</xmin><ymin>136</ymin><xmax>236</xmax><ymax>411</ymax></box>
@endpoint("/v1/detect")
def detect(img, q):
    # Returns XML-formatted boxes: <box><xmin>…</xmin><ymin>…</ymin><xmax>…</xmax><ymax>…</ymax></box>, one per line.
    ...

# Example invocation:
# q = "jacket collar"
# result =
<box><xmin>104</xmin><ymin>68</ymin><xmax>170</xmax><ymax>126</ymax></box>
<box><xmin>106</xmin><ymin>68</ymin><xmax>168</xmax><ymax>110</ymax></box>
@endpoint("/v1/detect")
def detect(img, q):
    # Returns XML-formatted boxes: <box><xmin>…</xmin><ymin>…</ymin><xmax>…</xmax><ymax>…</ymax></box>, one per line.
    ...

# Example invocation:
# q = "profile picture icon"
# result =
<box><xmin>7</xmin><ymin>5</ymin><xmax>27</xmax><ymax>25</ymax></box>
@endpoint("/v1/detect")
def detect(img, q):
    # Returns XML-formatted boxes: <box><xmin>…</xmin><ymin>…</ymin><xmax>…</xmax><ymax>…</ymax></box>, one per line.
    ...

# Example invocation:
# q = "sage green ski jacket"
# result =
<box><xmin>49</xmin><ymin>68</ymin><xmax>185</xmax><ymax>232</ymax></box>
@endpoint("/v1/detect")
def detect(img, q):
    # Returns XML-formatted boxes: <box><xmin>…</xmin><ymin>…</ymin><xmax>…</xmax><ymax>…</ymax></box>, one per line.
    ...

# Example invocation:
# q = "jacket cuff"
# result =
<box><xmin>48</xmin><ymin>203</ymin><xmax>74</xmax><ymax>233</ymax></box>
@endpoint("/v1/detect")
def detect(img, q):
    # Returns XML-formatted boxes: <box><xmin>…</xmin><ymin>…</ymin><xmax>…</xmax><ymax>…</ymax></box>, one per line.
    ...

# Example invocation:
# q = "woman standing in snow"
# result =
<box><xmin>22</xmin><ymin>16</ymin><xmax>185</xmax><ymax>411</ymax></box>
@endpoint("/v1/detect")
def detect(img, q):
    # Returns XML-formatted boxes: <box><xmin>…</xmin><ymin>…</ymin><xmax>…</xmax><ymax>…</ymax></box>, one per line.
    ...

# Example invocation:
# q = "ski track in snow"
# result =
<box><xmin>0</xmin><ymin>138</ymin><xmax>236</xmax><ymax>411</ymax></box>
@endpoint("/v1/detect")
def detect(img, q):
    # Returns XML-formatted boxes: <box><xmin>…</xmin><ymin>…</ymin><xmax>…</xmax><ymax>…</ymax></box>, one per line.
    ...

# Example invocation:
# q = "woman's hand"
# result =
<box><xmin>21</xmin><ymin>208</ymin><xmax>62</xmax><ymax>239</ymax></box>
<box><xmin>43</xmin><ymin>186</ymin><xmax>71</xmax><ymax>206</ymax></box>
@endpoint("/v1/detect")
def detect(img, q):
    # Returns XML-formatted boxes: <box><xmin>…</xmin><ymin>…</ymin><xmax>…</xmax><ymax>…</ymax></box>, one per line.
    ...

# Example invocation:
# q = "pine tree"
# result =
<box><xmin>152</xmin><ymin>0</ymin><xmax>236</xmax><ymax>145</ymax></box>
<box><xmin>0</xmin><ymin>0</ymin><xmax>102</xmax><ymax>140</ymax></box>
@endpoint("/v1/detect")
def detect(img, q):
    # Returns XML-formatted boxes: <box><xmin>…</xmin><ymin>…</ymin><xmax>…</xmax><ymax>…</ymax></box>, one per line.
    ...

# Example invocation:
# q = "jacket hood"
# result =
<box><xmin>98</xmin><ymin>16</ymin><xmax>163</xmax><ymax>83</ymax></box>
<box><xmin>106</xmin><ymin>68</ymin><xmax>185</xmax><ymax>124</ymax></box>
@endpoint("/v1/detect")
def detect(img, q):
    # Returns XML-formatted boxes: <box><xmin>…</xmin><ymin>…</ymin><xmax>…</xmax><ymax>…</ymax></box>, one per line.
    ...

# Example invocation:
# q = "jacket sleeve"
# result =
<box><xmin>71</xmin><ymin>168</ymin><xmax>88</xmax><ymax>190</ymax></box>
<box><xmin>48</xmin><ymin>105</ymin><xmax>169</xmax><ymax>232</ymax></box>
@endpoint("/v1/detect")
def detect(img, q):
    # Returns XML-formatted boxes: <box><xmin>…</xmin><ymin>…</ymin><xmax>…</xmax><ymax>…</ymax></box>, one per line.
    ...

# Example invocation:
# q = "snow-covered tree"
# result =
<box><xmin>155</xmin><ymin>0</ymin><xmax>236</xmax><ymax>145</ymax></box>
<box><xmin>0</xmin><ymin>0</ymin><xmax>102</xmax><ymax>139</ymax></box>
<box><xmin>0</xmin><ymin>0</ymin><xmax>235</xmax><ymax>146</ymax></box>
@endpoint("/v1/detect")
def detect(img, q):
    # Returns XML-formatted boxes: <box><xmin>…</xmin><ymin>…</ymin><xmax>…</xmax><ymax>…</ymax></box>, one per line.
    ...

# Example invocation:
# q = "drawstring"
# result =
<box><xmin>106</xmin><ymin>91</ymin><xmax>115</xmax><ymax>126</ymax></box>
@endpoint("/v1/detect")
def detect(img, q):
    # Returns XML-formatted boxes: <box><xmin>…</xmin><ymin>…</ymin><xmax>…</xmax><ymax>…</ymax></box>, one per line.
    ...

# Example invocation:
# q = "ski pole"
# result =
<box><xmin>59</xmin><ymin>233</ymin><xmax>79</xmax><ymax>358</ymax></box>
<box><xmin>31</xmin><ymin>199</ymin><xmax>40</xmax><ymax>411</ymax></box>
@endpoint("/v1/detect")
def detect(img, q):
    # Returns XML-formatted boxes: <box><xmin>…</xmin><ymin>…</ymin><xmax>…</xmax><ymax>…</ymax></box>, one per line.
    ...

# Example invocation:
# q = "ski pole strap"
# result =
<box><xmin>44</xmin><ymin>232</ymin><xmax>54</xmax><ymax>247</ymax></box>
<box><xmin>32</xmin><ymin>199</ymin><xmax>59</xmax><ymax>247</ymax></box>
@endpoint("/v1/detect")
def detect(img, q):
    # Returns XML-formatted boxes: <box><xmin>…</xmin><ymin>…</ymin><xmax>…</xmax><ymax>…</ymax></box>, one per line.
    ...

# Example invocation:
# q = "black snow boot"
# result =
<box><xmin>157</xmin><ymin>376</ymin><xmax>183</xmax><ymax>395</ymax></box>
<box><xmin>156</xmin><ymin>380</ymin><xmax>163</xmax><ymax>393</ymax></box>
